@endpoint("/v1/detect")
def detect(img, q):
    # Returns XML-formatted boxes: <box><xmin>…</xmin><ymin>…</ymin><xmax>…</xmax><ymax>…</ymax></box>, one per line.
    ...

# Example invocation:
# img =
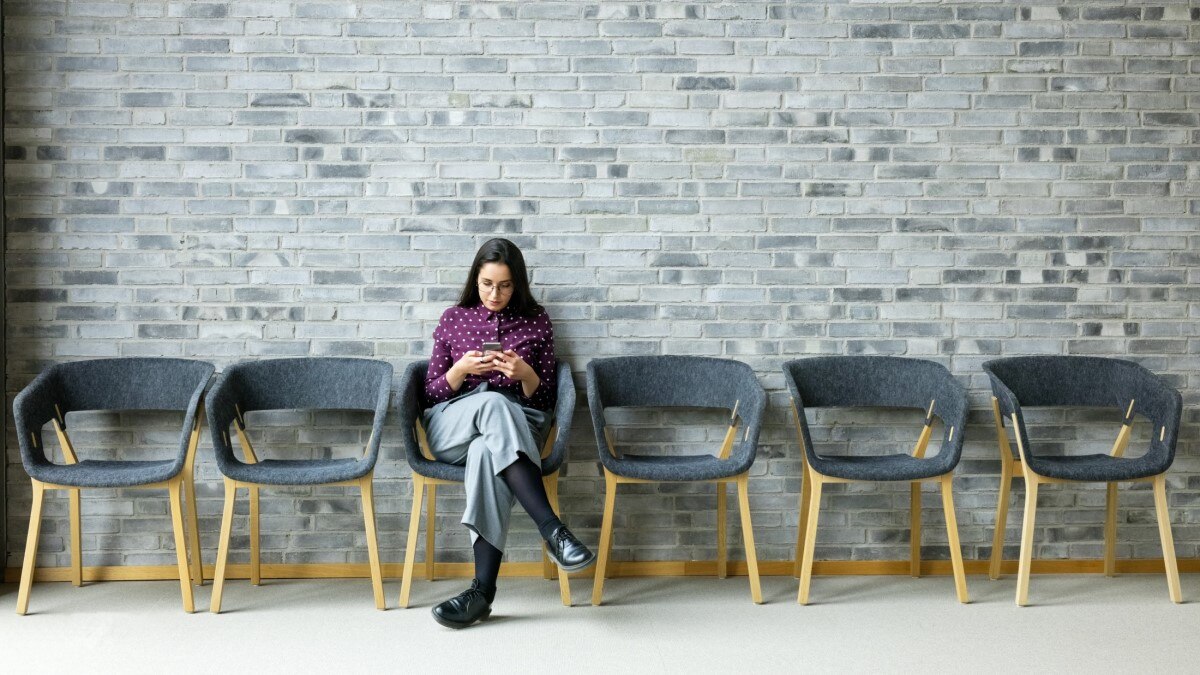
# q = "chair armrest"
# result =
<box><xmin>727</xmin><ymin>380</ymin><xmax>767</xmax><ymax>471</ymax></box>
<box><xmin>175</xmin><ymin>367</ymin><xmax>216</xmax><ymax>467</ymax></box>
<box><xmin>540</xmin><ymin>361</ymin><xmax>575</xmax><ymax>473</ymax></box>
<box><xmin>204</xmin><ymin>370</ymin><xmax>245</xmax><ymax>475</ymax></box>
<box><xmin>362</xmin><ymin>362</ymin><xmax>394</xmax><ymax>468</ymax></box>
<box><xmin>932</xmin><ymin>375</ymin><xmax>970</xmax><ymax>463</ymax></box>
<box><xmin>584</xmin><ymin>359</ymin><xmax>611</xmax><ymax>462</ymax></box>
<box><xmin>13</xmin><ymin>369</ymin><xmax>63</xmax><ymax>472</ymax></box>
<box><xmin>782</xmin><ymin>367</ymin><xmax>820</xmax><ymax>466</ymax></box>
<box><xmin>397</xmin><ymin>361</ymin><xmax>429</xmax><ymax>467</ymax></box>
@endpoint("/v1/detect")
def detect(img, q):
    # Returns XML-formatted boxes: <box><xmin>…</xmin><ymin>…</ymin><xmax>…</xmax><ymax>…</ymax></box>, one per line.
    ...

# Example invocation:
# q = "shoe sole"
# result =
<box><xmin>431</xmin><ymin>607</ymin><xmax>491</xmax><ymax>629</ymax></box>
<box><xmin>548</xmin><ymin>549</ymin><xmax>598</xmax><ymax>573</ymax></box>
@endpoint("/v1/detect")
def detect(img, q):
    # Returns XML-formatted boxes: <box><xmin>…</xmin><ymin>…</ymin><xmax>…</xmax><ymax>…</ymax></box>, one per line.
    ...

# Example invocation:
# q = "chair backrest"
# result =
<box><xmin>222</xmin><ymin>358</ymin><xmax>392</xmax><ymax>414</ymax></box>
<box><xmin>587</xmin><ymin>355</ymin><xmax>764</xmax><ymax>414</ymax></box>
<box><xmin>586</xmin><ymin>355</ymin><xmax>767</xmax><ymax>472</ymax></box>
<box><xmin>54</xmin><ymin>358</ymin><xmax>215</xmax><ymax>414</ymax></box>
<box><xmin>205</xmin><ymin>358</ymin><xmax>393</xmax><ymax>475</ymax></box>
<box><xmin>13</xmin><ymin>358</ymin><xmax>214</xmax><ymax>475</ymax></box>
<box><xmin>984</xmin><ymin>356</ymin><xmax>1176</xmax><ymax>417</ymax></box>
<box><xmin>784</xmin><ymin>356</ymin><xmax>965</xmax><ymax>416</ymax></box>
<box><xmin>983</xmin><ymin>356</ymin><xmax>1181</xmax><ymax>462</ymax></box>
<box><xmin>782</xmin><ymin>356</ymin><xmax>968</xmax><ymax>472</ymax></box>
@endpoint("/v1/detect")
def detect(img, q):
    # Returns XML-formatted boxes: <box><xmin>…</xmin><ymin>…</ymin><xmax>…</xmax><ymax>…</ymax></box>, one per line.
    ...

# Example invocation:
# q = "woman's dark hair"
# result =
<box><xmin>457</xmin><ymin>238</ymin><xmax>543</xmax><ymax>316</ymax></box>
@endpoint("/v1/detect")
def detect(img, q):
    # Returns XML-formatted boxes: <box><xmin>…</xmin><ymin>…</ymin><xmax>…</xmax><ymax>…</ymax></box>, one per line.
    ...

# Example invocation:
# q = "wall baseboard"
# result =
<box><xmin>6</xmin><ymin>558</ymin><xmax>1199</xmax><ymax>583</ymax></box>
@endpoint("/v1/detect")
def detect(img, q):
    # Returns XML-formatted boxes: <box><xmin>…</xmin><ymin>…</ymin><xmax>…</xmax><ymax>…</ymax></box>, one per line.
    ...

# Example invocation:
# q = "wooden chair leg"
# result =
<box><xmin>716</xmin><ymin>481</ymin><xmax>728</xmax><ymax>579</ymax></box>
<box><xmin>184</xmin><ymin>472</ymin><xmax>204</xmax><ymax>585</ymax></box>
<box><xmin>798</xmin><ymin>471</ymin><xmax>823</xmax><ymax>605</ymax></box>
<box><xmin>544</xmin><ymin>473</ymin><xmax>571</xmax><ymax>606</ymax></box>
<box><xmin>591</xmin><ymin>471</ymin><xmax>618</xmax><ymax>606</ymax></box>
<box><xmin>360</xmin><ymin>476</ymin><xmax>386</xmax><ymax>610</ymax></box>
<box><xmin>1016</xmin><ymin>476</ymin><xmax>1039</xmax><ymax>607</ymax></box>
<box><xmin>736</xmin><ymin>475</ymin><xmax>763</xmax><ymax>604</ymax></box>
<box><xmin>794</xmin><ymin>466</ymin><xmax>810</xmax><ymax>579</ymax></box>
<box><xmin>1104</xmin><ymin>482</ymin><xmax>1118</xmax><ymax>578</ymax></box>
<box><xmin>399</xmin><ymin>475</ymin><xmax>425</xmax><ymax>608</ymax></box>
<box><xmin>989</xmin><ymin>462</ymin><xmax>1013</xmax><ymax>580</ymax></box>
<box><xmin>541</xmin><ymin>474</ymin><xmax>557</xmax><ymax>581</ymax></box>
<box><xmin>425</xmin><ymin>484</ymin><xmax>437</xmax><ymax>582</ymax></box>
<box><xmin>249</xmin><ymin>486</ymin><xmax>261</xmax><ymax>586</ymax></box>
<box><xmin>168</xmin><ymin>480</ymin><xmax>195</xmax><ymax>613</ymax></box>
<box><xmin>603</xmin><ymin>518</ymin><xmax>615</xmax><ymax>579</ymax></box>
<box><xmin>70</xmin><ymin>488</ymin><xmax>83</xmax><ymax>587</ymax></box>
<box><xmin>16</xmin><ymin>480</ymin><xmax>46</xmax><ymax>615</ymax></box>
<box><xmin>210</xmin><ymin>478</ymin><xmax>238</xmax><ymax>614</ymax></box>
<box><xmin>910</xmin><ymin>482</ymin><xmax>921</xmax><ymax>578</ymax></box>
<box><xmin>940</xmin><ymin>474</ymin><xmax>969</xmax><ymax>604</ymax></box>
<box><xmin>1152</xmin><ymin>474</ymin><xmax>1183</xmax><ymax>603</ymax></box>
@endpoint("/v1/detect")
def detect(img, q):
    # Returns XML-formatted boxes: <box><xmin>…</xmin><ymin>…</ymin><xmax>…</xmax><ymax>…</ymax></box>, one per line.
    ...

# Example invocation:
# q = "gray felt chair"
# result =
<box><xmin>12</xmin><ymin>357</ymin><xmax>214</xmax><ymax>615</ymax></box>
<box><xmin>205</xmin><ymin>357</ymin><xmax>393</xmax><ymax>613</ymax></box>
<box><xmin>984</xmin><ymin>356</ymin><xmax>1183</xmax><ymax>605</ymax></box>
<box><xmin>586</xmin><ymin>355</ymin><xmax>766</xmax><ymax>605</ymax></box>
<box><xmin>396</xmin><ymin>359</ymin><xmax>576</xmax><ymax>607</ymax></box>
<box><xmin>784</xmin><ymin>356</ymin><xmax>969</xmax><ymax>605</ymax></box>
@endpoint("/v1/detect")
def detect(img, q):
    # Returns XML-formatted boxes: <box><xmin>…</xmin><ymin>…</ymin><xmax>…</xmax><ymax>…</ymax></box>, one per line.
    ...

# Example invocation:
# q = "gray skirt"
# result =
<box><xmin>422</xmin><ymin>382</ymin><xmax>553</xmax><ymax>550</ymax></box>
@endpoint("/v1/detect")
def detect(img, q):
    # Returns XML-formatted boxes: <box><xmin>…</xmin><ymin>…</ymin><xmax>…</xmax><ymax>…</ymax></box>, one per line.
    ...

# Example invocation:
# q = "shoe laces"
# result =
<box><xmin>552</xmin><ymin>526</ymin><xmax>578</xmax><ymax>548</ymax></box>
<box><xmin>458</xmin><ymin>579</ymin><xmax>487</xmax><ymax>602</ymax></box>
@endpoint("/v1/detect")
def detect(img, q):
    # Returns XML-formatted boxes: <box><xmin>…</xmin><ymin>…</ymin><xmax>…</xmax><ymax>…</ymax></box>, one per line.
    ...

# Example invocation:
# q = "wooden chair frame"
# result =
<box><xmin>987</xmin><ymin>396</ymin><xmax>1182</xmax><ymax>606</ymax></box>
<box><xmin>17</xmin><ymin>405</ymin><xmax>205</xmax><ymax>615</ymax></box>
<box><xmin>209</xmin><ymin>407</ymin><xmax>385</xmax><ymax>613</ymax></box>
<box><xmin>792</xmin><ymin>400</ymin><xmax>969</xmax><ymax>605</ymax></box>
<box><xmin>590</xmin><ymin>402</ymin><xmax>763</xmax><ymax>606</ymax></box>
<box><xmin>399</xmin><ymin>421</ymin><xmax>571</xmax><ymax>608</ymax></box>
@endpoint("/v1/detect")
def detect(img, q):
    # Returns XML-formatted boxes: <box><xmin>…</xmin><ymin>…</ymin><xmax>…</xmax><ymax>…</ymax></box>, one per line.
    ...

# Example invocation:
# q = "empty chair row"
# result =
<box><xmin>12</xmin><ymin>354</ymin><xmax>1184</xmax><ymax>615</ymax></box>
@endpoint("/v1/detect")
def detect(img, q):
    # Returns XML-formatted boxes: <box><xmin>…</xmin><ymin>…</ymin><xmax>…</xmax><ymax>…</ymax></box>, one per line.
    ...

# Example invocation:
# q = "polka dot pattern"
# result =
<box><xmin>422</xmin><ymin>302</ymin><xmax>557</xmax><ymax>411</ymax></box>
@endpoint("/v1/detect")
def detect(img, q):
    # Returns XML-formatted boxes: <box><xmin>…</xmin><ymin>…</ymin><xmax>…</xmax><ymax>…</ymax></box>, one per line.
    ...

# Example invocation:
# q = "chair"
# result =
<box><xmin>396</xmin><ymin>359</ymin><xmax>576</xmax><ymax>607</ymax></box>
<box><xmin>205</xmin><ymin>357</ymin><xmax>393</xmax><ymax>612</ymax></box>
<box><xmin>586</xmin><ymin>355</ymin><xmax>766</xmax><ymax>605</ymax></box>
<box><xmin>783</xmin><ymin>356</ymin><xmax>969</xmax><ymax>605</ymax></box>
<box><xmin>12</xmin><ymin>358</ymin><xmax>214</xmax><ymax>614</ymax></box>
<box><xmin>983</xmin><ymin>356</ymin><xmax>1183</xmax><ymax>605</ymax></box>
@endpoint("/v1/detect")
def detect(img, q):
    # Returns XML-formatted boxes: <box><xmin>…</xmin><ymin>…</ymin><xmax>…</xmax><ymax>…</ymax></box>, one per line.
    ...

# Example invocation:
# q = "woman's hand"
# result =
<box><xmin>492</xmin><ymin>350</ymin><xmax>540</xmax><ymax>397</ymax></box>
<box><xmin>445</xmin><ymin>350</ymin><xmax>495</xmax><ymax>391</ymax></box>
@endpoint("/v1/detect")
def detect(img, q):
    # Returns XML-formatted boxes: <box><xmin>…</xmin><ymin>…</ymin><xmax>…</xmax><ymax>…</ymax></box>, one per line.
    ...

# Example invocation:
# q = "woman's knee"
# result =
<box><xmin>474</xmin><ymin>391</ymin><xmax>509</xmax><ymax>410</ymax></box>
<box><xmin>464</xmin><ymin>436</ymin><xmax>492</xmax><ymax>461</ymax></box>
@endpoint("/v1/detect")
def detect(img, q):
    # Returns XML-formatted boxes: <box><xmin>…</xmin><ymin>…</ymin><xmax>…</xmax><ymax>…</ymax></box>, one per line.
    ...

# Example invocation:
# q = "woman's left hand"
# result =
<box><xmin>491</xmin><ymin>350</ymin><xmax>535</xmax><ymax>384</ymax></box>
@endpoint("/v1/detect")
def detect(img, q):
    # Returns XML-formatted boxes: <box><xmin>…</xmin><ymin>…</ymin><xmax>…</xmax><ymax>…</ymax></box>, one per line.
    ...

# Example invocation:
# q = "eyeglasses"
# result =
<box><xmin>478</xmin><ymin>280</ymin><xmax>514</xmax><ymax>297</ymax></box>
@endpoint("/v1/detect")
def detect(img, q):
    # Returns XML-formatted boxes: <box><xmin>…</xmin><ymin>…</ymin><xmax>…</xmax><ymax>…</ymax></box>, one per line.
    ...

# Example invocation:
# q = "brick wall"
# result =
<box><xmin>5</xmin><ymin>1</ymin><xmax>1199</xmax><ymax>571</ymax></box>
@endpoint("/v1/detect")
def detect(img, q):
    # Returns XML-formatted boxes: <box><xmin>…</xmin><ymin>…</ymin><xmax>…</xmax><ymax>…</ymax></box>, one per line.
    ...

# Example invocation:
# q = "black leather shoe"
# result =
<box><xmin>431</xmin><ymin>580</ymin><xmax>492</xmax><ymax>629</ymax></box>
<box><xmin>545</xmin><ymin>525</ymin><xmax>596</xmax><ymax>572</ymax></box>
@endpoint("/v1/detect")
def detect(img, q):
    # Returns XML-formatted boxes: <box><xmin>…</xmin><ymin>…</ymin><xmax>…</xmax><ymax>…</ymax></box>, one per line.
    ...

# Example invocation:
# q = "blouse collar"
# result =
<box><xmin>472</xmin><ymin>302</ymin><xmax>508</xmax><ymax>321</ymax></box>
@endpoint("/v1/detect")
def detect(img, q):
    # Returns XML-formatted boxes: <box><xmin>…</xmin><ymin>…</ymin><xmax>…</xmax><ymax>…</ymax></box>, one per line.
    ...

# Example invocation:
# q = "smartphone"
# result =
<box><xmin>481</xmin><ymin>341</ymin><xmax>502</xmax><ymax>364</ymax></box>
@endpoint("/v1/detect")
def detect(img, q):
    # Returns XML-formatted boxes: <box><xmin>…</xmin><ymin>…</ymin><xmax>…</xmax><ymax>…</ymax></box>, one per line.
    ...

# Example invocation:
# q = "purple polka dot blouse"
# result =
<box><xmin>423</xmin><ymin>302</ymin><xmax>557</xmax><ymax>411</ymax></box>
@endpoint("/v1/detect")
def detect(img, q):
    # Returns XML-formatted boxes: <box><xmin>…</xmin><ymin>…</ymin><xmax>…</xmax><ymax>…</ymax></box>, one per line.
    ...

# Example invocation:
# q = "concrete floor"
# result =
<box><xmin>1</xmin><ymin>574</ymin><xmax>1196</xmax><ymax>673</ymax></box>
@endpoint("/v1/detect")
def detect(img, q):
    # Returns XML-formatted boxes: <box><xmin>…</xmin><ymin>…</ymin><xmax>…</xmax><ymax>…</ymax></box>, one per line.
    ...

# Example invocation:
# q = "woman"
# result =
<box><xmin>421</xmin><ymin>237</ymin><xmax>595</xmax><ymax>628</ymax></box>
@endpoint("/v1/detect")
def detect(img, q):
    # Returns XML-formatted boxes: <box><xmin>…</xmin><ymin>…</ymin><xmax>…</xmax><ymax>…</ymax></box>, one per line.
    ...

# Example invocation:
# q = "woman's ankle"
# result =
<box><xmin>537</xmin><ymin>516</ymin><xmax>565</xmax><ymax>541</ymax></box>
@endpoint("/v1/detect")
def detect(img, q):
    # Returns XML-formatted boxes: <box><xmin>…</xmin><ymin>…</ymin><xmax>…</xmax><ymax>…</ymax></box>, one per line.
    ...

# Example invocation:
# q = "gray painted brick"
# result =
<box><xmin>5</xmin><ymin>1</ymin><xmax>1200</xmax><ymax>568</ymax></box>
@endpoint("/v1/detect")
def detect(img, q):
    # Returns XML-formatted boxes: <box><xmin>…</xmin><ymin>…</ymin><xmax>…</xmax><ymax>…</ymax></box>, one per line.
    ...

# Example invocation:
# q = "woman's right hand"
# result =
<box><xmin>445</xmin><ymin>350</ymin><xmax>495</xmax><ymax>391</ymax></box>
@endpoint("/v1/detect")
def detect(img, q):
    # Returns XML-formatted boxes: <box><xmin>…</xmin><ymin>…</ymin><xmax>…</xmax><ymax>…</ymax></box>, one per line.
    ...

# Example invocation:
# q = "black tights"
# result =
<box><xmin>500</xmin><ymin>453</ymin><xmax>560</xmax><ymax>536</ymax></box>
<box><xmin>472</xmin><ymin>537</ymin><xmax>502</xmax><ymax>603</ymax></box>
<box><xmin>474</xmin><ymin>453</ymin><xmax>563</xmax><ymax>600</ymax></box>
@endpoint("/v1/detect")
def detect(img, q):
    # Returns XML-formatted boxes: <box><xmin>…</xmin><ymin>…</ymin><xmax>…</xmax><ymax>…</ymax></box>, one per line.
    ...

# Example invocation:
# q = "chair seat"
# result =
<box><xmin>222</xmin><ymin>457</ymin><xmax>373</xmax><ymax>486</ymax></box>
<box><xmin>607</xmin><ymin>453</ymin><xmax>745</xmax><ymax>482</ymax></box>
<box><xmin>410</xmin><ymin>454</ymin><xmax>567</xmax><ymax>483</ymax></box>
<box><xmin>811</xmin><ymin>453</ymin><xmax>949</xmax><ymax>482</ymax></box>
<box><xmin>1028</xmin><ymin>453</ymin><xmax>1165</xmax><ymax>482</ymax></box>
<box><xmin>29</xmin><ymin>459</ymin><xmax>181</xmax><ymax>488</ymax></box>
<box><xmin>408</xmin><ymin>456</ymin><xmax>467</xmax><ymax>483</ymax></box>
